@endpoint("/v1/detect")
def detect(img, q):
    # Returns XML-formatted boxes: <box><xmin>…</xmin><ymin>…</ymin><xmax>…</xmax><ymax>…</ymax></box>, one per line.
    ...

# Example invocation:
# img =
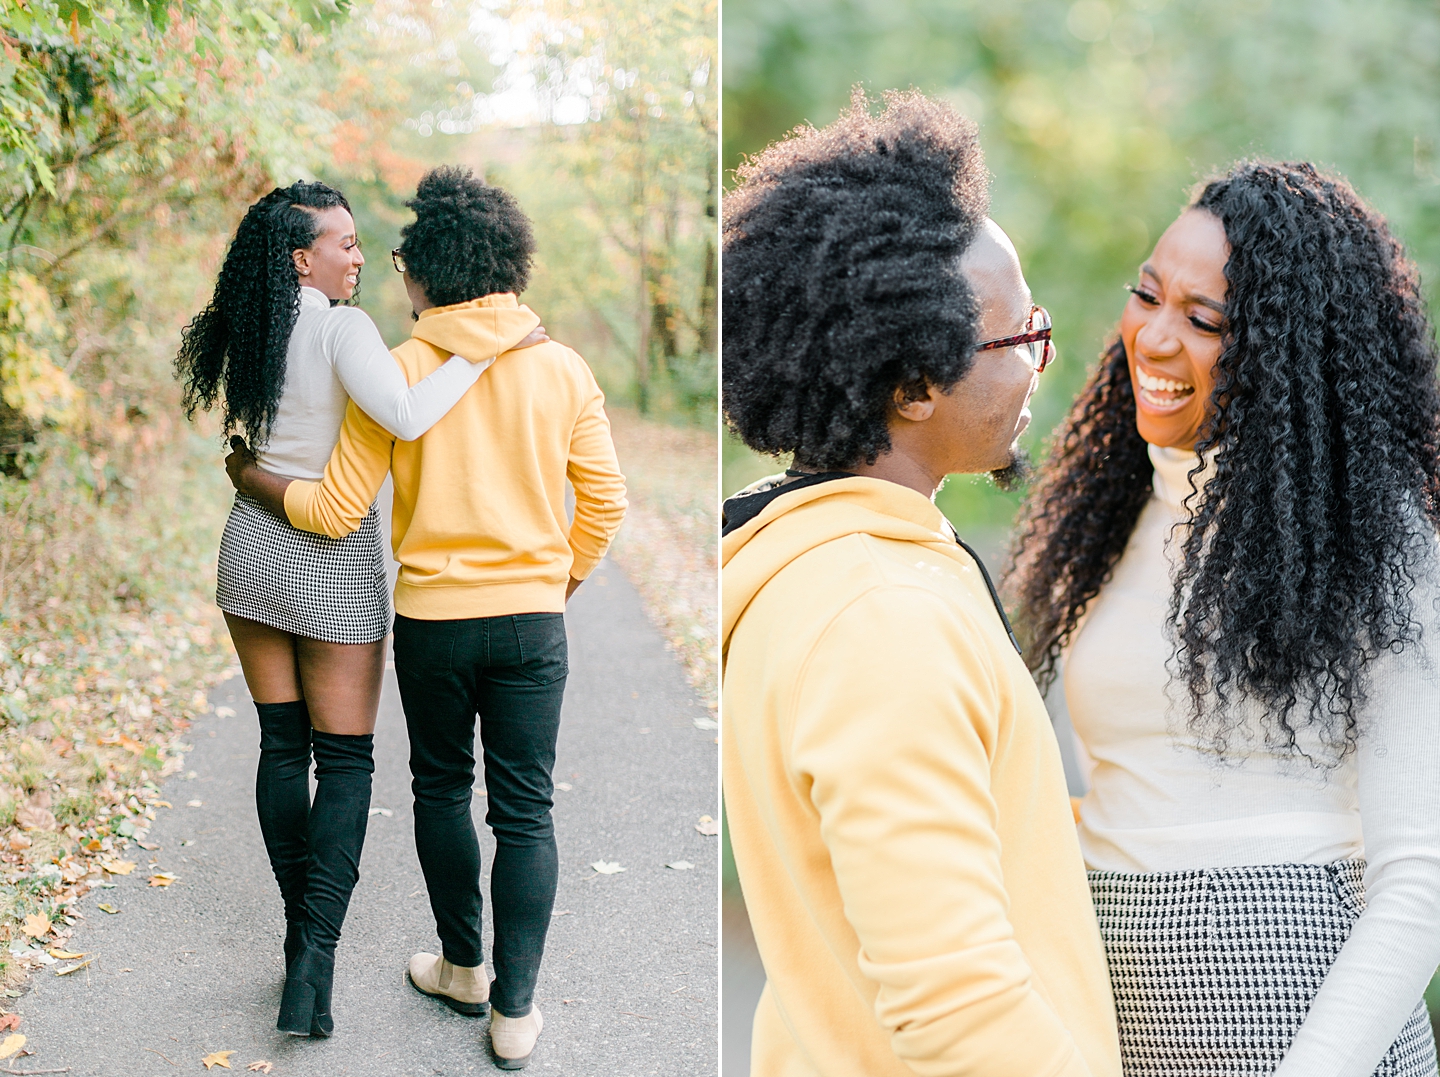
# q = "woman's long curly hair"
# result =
<box><xmin>1008</xmin><ymin>160</ymin><xmax>1440</xmax><ymax>761</ymax></box>
<box><xmin>175</xmin><ymin>181</ymin><xmax>354</xmax><ymax>447</ymax></box>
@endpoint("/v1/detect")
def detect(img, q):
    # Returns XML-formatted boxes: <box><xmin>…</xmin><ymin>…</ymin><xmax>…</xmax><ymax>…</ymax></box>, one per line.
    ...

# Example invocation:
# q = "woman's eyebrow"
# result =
<box><xmin>1140</xmin><ymin>262</ymin><xmax>1225</xmax><ymax>315</ymax></box>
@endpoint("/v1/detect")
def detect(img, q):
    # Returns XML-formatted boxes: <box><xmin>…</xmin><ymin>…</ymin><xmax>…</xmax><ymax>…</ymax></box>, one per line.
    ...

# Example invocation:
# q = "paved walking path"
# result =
<box><xmin>13</xmin><ymin>559</ymin><xmax>718</xmax><ymax>1076</ymax></box>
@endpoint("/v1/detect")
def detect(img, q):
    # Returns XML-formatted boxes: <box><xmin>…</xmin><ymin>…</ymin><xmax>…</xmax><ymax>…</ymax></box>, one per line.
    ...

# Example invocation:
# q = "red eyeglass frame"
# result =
<box><xmin>974</xmin><ymin>305</ymin><xmax>1055</xmax><ymax>373</ymax></box>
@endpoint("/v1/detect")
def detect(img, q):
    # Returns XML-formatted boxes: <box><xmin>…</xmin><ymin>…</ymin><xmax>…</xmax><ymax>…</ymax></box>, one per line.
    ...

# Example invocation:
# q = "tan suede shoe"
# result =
<box><xmin>490</xmin><ymin>1004</ymin><xmax>543</xmax><ymax>1070</ymax></box>
<box><xmin>406</xmin><ymin>952</ymin><xmax>490</xmax><ymax>1016</ymax></box>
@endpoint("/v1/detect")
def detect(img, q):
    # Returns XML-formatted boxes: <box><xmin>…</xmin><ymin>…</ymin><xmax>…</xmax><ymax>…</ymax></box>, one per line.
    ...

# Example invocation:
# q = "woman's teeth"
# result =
<box><xmin>1137</xmin><ymin>369</ymin><xmax>1194</xmax><ymax>406</ymax></box>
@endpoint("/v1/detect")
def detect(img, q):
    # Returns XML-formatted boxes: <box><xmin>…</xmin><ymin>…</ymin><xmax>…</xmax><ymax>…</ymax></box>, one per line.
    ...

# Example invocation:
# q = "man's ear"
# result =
<box><xmin>893</xmin><ymin>384</ymin><xmax>937</xmax><ymax>423</ymax></box>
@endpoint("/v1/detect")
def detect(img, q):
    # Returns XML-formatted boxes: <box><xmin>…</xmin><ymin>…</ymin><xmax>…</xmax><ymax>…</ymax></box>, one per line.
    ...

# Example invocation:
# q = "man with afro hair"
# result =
<box><xmin>230</xmin><ymin>165</ymin><xmax>626</xmax><ymax>1069</ymax></box>
<box><xmin>721</xmin><ymin>91</ymin><xmax>1120</xmax><ymax>1076</ymax></box>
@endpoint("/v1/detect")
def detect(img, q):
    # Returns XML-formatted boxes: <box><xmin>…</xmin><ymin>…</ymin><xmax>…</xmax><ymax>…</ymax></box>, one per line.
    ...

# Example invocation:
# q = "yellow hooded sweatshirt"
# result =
<box><xmin>284</xmin><ymin>293</ymin><xmax>627</xmax><ymax>619</ymax></box>
<box><xmin>722</xmin><ymin>475</ymin><xmax>1119</xmax><ymax>1077</ymax></box>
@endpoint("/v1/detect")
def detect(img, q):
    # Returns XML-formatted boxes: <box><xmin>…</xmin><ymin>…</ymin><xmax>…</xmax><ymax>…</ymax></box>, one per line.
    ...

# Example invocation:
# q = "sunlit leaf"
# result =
<box><xmin>201</xmin><ymin>1050</ymin><xmax>235</xmax><ymax>1070</ymax></box>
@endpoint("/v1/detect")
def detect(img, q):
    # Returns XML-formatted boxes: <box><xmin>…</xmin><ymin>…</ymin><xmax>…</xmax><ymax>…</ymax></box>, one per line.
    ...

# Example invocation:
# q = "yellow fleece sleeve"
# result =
<box><xmin>792</xmin><ymin>586</ymin><xmax>1094</xmax><ymax>1077</ymax></box>
<box><xmin>284</xmin><ymin>400</ymin><xmax>396</xmax><ymax>538</ymax></box>
<box><xmin>564</xmin><ymin>377</ymin><xmax>627</xmax><ymax>580</ymax></box>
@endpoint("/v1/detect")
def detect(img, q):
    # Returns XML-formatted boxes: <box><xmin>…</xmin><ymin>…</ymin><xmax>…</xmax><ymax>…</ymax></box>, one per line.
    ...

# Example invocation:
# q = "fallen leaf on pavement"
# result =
<box><xmin>55</xmin><ymin>958</ymin><xmax>92</xmax><ymax>976</ymax></box>
<box><xmin>367</xmin><ymin>808</ymin><xmax>392</xmax><ymax>817</ymax></box>
<box><xmin>151</xmin><ymin>800</ymin><xmax>172</xmax><ymax>809</ymax></box>
<box><xmin>0</xmin><ymin>1014</ymin><xmax>20</xmax><ymax>1032</ymax></box>
<box><xmin>148</xmin><ymin>872</ymin><xmax>177</xmax><ymax>887</ymax></box>
<box><xmin>247</xmin><ymin>1063</ymin><xmax>274</xmax><ymax>1073</ymax></box>
<box><xmin>97</xmin><ymin>903</ymin><xmax>119</xmax><ymax>914</ymax></box>
<box><xmin>665</xmin><ymin>861</ymin><xmax>695</xmax><ymax>870</ymax></box>
<box><xmin>693</xmin><ymin>717</ymin><xmax>719</xmax><ymax>730</ymax></box>
<box><xmin>137</xmin><ymin>841</ymin><xmax>160</xmax><ymax>851</ymax></box>
<box><xmin>7</xmin><ymin>835</ymin><xmax>29</xmax><ymax>852</ymax></box>
<box><xmin>590</xmin><ymin>861</ymin><xmax>625</xmax><ymax>875</ymax></box>
<box><xmin>214</xmin><ymin>706</ymin><xmax>236</xmax><ymax>718</ymax></box>
<box><xmin>101</xmin><ymin>859</ymin><xmax>135</xmax><ymax>876</ymax></box>
<box><xmin>21</xmin><ymin>914</ymin><xmax>50</xmax><ymax>938</ymax></box>
<box><xmin>187</xmin><ymin>800</ymin><xmax>203</xmax><ymax>808</ymax></box>
<box><xmin>84</xmin><ymin>838</ymin><xmax>102</xmax><ymax>852</ymax></box>
<box><xmin>555</xmin><ymin>782</ymin><xmax>572</xmax><ymax>791</ymax></box>
<box><xmin>694</xmin><ymin>815</ymin><xmax>720</xmax><ymax>836</ymax></box>
<box><xmin>0</xmin><ymin>1034</ymin><xmax>24</xmax><ymax>1059</ymax></box>
<box><xmin>47</xmin><ymin>948</ymin><xmax>83</xmax><ymax>960</ymax></box>
<box><xmin>201</xmin><ymin>1049</ymin><xmax>235</xmax><ymax>1069</ymax></box>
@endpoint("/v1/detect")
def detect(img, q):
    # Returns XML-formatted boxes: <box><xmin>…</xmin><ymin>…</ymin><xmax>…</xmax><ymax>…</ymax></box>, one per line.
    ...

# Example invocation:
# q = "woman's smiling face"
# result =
<box><xmin>1120</xmin><ymin>208</ymin><xmax>1230</xmax><ymax>451</ymax></box>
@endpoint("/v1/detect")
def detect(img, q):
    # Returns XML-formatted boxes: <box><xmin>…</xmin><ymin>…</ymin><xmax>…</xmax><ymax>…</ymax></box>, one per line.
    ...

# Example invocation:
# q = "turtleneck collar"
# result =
<box><xmin>1148</xmin><ymin>442</ymin><xmax>1218</xmax><ymax>513</ymax></box>
<box><xmin>299</xmin><ymin>286</ymin><xmax>331</xmax><ymax>311</ymax></box>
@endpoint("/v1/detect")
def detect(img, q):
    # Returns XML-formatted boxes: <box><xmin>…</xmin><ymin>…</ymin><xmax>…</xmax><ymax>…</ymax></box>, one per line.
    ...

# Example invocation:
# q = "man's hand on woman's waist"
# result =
<box><xmin>225</xmin><ymin>435</ymin><xmax>294</xmax><ymax>520</ymax></box>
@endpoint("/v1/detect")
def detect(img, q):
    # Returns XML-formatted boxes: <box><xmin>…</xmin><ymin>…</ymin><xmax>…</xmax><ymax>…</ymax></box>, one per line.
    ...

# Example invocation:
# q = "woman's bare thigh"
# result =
<box><xmin>295</xmin><ymin>635</ymin><xmax>386</xmax><ymax>735</ymax></box>
<box><xmin>224</xmin><ymin>613</ymin><xmax>302</xmax><ymax>703</ymax></box>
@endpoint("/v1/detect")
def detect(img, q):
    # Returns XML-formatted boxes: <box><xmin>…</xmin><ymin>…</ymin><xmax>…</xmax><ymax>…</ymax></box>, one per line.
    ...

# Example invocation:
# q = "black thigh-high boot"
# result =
<box><xmin>253</xmin><ymin>700</ymin><xmax>312</xmax><ymax>969</ymax></box>
<box><xmin>277</xmin><ymin>730</ymin><xmax>374</xmax><ymax>1037</ymax></box>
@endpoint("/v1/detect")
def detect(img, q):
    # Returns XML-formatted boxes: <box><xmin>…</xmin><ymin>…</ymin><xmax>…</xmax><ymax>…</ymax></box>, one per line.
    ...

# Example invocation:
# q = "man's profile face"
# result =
<box><xmin>928</xmin><ymin>220</ymin><xmax>1040</xmax><ymax>478</ymax></box>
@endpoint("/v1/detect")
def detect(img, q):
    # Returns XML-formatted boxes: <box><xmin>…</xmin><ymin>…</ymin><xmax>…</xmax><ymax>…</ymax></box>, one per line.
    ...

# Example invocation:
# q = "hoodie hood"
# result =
<box><xmin>411</xmin><ymin>292</ymin><xmax>541</xmax><ymax>362</ymax></box>
<box><xmin>721</xmin><ymin>475</ymin><xmax>967</xmax><ymax>654</ymax></box>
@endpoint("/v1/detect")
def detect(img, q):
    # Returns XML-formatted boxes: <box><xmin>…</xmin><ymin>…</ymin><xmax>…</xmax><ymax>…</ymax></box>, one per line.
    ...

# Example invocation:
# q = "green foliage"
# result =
<box><xmin>0</xmin><ymin>0</ymin><xmax>360</xmax><ymax>461</ymax></box>
<box><xmin>53</xmin><ymin>789</ymin><xmax>94</xmax><ymax>826</ymax></box>
<box><xmin>483</xmin><ymin>0</ymin><xmax>718</xmax><ymax>419</ymax></box>
<box><xmin>723</xmin><ymin>0</ymin><xmax>1440</xmax><ymax>539</ymax></box>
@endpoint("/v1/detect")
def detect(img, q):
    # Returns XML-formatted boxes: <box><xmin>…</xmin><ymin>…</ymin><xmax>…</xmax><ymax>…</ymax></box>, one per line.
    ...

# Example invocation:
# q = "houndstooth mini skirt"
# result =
<box><xmin>215</xmin><ymin>492</ymin><xmax>391</xmax><ymax>645</ymax></box>
<box><xmin>1089</xmin><ymin>860</ymin><xmax>1438</xmax><ymax>1077</ymax></box>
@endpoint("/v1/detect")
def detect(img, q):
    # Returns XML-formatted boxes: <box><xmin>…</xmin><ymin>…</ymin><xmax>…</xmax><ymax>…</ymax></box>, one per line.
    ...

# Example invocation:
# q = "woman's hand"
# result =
<box><xmin>515</xmin><ymin>325</ymin><xmax>550</xmax><ymax>349</ymax></box>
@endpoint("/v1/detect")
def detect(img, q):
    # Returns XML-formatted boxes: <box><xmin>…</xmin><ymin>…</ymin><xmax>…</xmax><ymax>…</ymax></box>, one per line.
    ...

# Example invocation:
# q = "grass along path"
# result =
<box><xmin>604</xmin><ymin>408</ymin><xmax>718</xmax><ymax>715</ymax></box>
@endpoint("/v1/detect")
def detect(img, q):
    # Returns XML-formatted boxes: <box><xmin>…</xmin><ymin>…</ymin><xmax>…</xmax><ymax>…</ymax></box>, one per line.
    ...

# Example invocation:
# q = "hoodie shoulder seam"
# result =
<box><xmin>783</xmin><ymin>563</ymin><xmax>1003</xmax><ymax>761</ymax></box>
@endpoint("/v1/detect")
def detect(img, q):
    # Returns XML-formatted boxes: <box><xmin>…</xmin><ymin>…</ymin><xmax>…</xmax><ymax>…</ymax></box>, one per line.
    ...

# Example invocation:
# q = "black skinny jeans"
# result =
<box><xmin>392</xmin><ymin>611</ymin><xmax>568</xmax><ymax>1018</ymax></box>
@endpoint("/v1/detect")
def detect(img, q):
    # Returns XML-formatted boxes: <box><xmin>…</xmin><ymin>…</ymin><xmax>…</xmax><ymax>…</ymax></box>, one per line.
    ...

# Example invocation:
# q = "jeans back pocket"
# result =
<box><xmin>511</xmin><ymin>613</ymin><xmax>569</xmax><ymax>686</ymax></box>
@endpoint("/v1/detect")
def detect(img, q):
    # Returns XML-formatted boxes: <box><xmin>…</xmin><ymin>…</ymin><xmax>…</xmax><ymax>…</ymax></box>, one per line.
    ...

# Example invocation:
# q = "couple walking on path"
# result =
<box><xmin>721</xmin><ymin>91</ymin><xmax>1440</xmax><ymax>1077</ymax></box>
<box><xmin>174</xmin><ymin>166</ymin><xmax>627</xmax><ymax>1069</ymax></box>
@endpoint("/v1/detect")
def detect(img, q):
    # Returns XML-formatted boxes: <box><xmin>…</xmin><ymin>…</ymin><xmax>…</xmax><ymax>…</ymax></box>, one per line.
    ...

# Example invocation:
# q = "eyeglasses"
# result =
<box><xmin>975</xmin><ymin>305</ymin><xmax>1055</xmax><ymax>373</ymax></box>
<box><xmin>391</xmin><ymin>248</ymin><xmax>406</xmax><ymax>274</ymax></box>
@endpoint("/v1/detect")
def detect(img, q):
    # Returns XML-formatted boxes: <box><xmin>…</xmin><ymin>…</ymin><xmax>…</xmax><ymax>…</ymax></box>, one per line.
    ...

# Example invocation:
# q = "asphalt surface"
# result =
<box><xmin>15</xmin><ymin>557</ymin><xmax>719</xmax><ymax>1076</ymax></box>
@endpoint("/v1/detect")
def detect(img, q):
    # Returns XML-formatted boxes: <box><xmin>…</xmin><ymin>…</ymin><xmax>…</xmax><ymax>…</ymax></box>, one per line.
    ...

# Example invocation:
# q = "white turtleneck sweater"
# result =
<box><xmin>1066</xmin><ymin>443</ymin><xmax>1440</xmax><ymax>1077</ymax></box>
<box><xmin>256</xmin><ymin>287</ymin><xmax>495</xmax><ymax>480</ymax></box>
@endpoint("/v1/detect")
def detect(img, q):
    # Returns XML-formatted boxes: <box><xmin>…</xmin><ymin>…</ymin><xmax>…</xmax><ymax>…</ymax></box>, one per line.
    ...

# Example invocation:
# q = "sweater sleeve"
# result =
<box><xmin>327</xmin><ymin>307</ymin><xmax>497</xmax><ymax>442</ymax></box>
<box><xmin>564</xmin><ymin>366</ymin><xmax>627</xmax><ymax>580</ymax></box>
<box><xmin>791</xmin><ymin>585</ymin><xmax>1095</xmax><ymax>1077</ymax></box>
<box><xmin>1274</xmin><ymin>568</ymin><xmax>1440</xmax><ymax>1077</ymax></box>
<box><xmin>284</xmin><ymin>399</ymin><xmax>396</xmax><ymax>538</ymax></box>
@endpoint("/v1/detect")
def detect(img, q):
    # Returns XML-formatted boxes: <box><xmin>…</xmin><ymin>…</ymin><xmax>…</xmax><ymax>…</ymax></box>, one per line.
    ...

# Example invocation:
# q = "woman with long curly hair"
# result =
<box><xmin>1008</xmin><ymin>160</ymin><xmax>1440</xmax><ymax>1077</ymax></box>
<box><xmin>174</xmin><ymin>180</ymin><xmax>542</xmax><ymax>1036</ymax></box>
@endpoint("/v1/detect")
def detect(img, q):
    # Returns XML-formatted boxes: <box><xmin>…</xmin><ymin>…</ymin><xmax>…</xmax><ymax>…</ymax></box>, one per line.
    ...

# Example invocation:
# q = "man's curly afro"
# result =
<box><xmin>398</xmin><ymin>165</ymin><xmax>535</xmax><ymax>307</ymax></box>
<box><xmin>722</xmin><ymin>89</ymin><xmax>990</xmax><ymax>470</ymax></box>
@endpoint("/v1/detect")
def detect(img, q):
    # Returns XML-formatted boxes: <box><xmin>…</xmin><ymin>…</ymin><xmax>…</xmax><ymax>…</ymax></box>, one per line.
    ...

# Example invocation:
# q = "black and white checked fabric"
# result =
<box><xmin>1090</xmin><ymin>860</ymin><xmax>1438</xmax><ymax>1077</ymax></box>
<box><xmin>215</xmin><ymin>492</ymin><xmax>390</xmax><ymax>644</ymax></box>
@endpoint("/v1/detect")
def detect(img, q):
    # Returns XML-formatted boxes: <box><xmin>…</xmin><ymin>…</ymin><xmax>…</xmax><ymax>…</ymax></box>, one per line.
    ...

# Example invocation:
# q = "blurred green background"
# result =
<box><xmin>720</xmin><ymin>0</ymin><xmax>1440</xmax><ymax>1066</ymax></box>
